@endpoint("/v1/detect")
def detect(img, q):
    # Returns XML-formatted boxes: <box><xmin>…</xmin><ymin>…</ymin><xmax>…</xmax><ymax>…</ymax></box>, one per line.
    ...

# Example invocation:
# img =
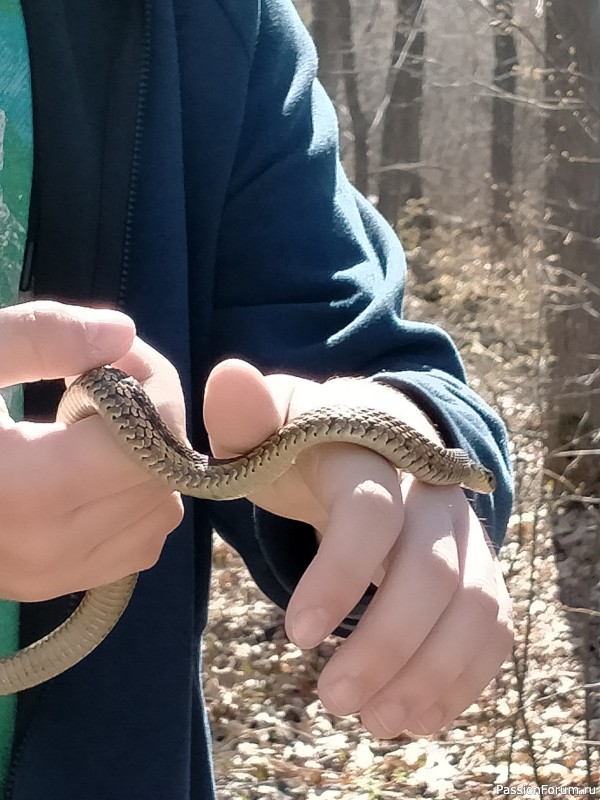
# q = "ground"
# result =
<box><xmin>202</xmin><ymin>228</ymin><xmax>600</xmax><ymax>799</ymax></box>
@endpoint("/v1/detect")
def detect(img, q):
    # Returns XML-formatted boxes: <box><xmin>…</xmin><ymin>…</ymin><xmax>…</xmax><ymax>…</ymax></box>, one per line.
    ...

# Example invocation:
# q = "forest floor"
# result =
<box><xmin>202</xmin><ymin>227</ymin><xmax>600</xmax><ymax>799</ymax></box>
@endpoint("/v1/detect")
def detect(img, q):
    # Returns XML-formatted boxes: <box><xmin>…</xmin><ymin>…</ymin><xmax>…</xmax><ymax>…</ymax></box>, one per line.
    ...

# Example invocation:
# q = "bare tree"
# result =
<box><xmin>377</xmin><ymin>0</ymin><xmax>425</xmax><ymax>225</ymax></box>
<box><xmin>311</xmin><ymin>0</ymin><xmax>341</xmax><ymax>103</ymax></box>
<box><xmin>490</xmin><ymin>0</ymin><xmax>518</xmax><ymax>236</ymax></box>
<box><xmin>544</xmin><ymin>0</ymin><xmax>600</xmax><ymax>486</ymax></box>
<box><xmin>335</xmin><ymin>0</ymin><xmax>370</xmax><ymax>194</ymax></box>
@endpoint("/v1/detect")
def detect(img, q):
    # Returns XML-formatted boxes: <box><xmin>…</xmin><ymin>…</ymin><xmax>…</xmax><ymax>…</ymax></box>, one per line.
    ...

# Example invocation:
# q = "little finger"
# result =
<box><xmin>408</xmin><ymin>619</ymin><xmax>513</xmax><ymax>734</ymax></box>
<box><xmin>2</xmin><ymin>489</ymin><xmax>182</xmax><ymax>601</ymax></box>
<box><xmin>358</xmin><ymin>581</ymin><xmax>499</xmax><ymax>738</ymax></box>
<box><xmin>61</xmin><ymin>492</ymin><xmax>183</xmax><ymax>593</ymax></box>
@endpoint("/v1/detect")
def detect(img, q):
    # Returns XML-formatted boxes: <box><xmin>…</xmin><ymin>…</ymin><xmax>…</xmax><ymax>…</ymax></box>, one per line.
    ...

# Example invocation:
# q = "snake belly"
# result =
<box><xmin>0</xmin><ymin>366</ymin><xmax>496</xmax><ymax>695</ymax></box>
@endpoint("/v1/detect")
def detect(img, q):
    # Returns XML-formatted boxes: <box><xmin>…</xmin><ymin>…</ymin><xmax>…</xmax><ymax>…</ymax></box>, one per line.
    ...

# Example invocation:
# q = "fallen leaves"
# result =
<box><xmin>202</xmin><ymin>235</ymin><xmax>600</xmax><ymax>798</ymax></box>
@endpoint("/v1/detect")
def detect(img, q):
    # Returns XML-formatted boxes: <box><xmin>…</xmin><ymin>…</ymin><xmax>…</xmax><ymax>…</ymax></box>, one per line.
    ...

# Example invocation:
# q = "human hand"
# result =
<box><xmin>0</xmin><ymin>301</ymin><xmax>184</xmax><ymax>602</ymax></box>
<box><xmin>204</xmin><ymin>358</ymin><xmax>513</xmax><ymax>737</ymax></box>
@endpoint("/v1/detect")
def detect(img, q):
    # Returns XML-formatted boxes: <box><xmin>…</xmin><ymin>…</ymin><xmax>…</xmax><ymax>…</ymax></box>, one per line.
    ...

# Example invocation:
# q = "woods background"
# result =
<box><xmin>204</xmin><ymin>2</ymin><xmax>600</xmax><ymax>797</ymax></box>
<box><xmin>290</xmin><ymin>0</ymin><xmax>600</xmax><ymax>466</ymax></box>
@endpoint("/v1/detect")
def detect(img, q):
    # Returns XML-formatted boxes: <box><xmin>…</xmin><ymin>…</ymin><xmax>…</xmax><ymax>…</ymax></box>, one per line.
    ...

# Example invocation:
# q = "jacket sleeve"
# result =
<box><xmin>204</xmin><ymin>0</ymin><xmax>513</xmax><ymax>629</ymax></box>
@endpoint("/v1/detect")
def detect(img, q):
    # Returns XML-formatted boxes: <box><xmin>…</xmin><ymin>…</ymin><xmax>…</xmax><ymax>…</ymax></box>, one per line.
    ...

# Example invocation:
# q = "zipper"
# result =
<box><xmin>5</xmin><ymin>4</ymin><xmax>153</xmax><ymax>795</ymax></box>
<box><xmin>18</xmin><ymin>240</ymin><xmax>35</xmax><ymax>295</ymax></box>
<box><xmin>18</xmin><ymin>125</ymin><xmax>39</xmax><ymax>295</ymax></box>
<box><xmin>118</xmin><ymin>0</ymin><xmax>153</xmax><ymax>310</ymax></box>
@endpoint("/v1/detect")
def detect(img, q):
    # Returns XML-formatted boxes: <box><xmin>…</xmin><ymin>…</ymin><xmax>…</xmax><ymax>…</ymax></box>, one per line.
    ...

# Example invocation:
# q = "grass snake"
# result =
<box><xmin>0</xmin><ymin>366</ymin><xmax>496</xmax><ymax>695</ymax></box>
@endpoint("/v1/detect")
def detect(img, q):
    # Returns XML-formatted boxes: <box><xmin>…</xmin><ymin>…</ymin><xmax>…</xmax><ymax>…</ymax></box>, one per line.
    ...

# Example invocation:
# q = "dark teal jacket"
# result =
<box><xmin>9</xmin><ymin>0</ymin><xmax>512</xmax><ymax>797</ymax></box>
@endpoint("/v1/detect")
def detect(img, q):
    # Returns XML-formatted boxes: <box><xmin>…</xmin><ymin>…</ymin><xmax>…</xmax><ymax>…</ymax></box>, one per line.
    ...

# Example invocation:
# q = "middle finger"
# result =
<box><xmin>317</xmin><ymin>481</ymin><xmax>461</xmax><ymax>717</ymax></box>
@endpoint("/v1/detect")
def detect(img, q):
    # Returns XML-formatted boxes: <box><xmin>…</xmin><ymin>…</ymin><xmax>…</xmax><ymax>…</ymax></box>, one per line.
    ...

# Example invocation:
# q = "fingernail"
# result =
<box><xmin>415</xmin><ymin>706</ymin><xmax>446</xmax><ymax>733</ymax></box>
<box><xmin>325</xmin><ymin>676</ymin><xmax>363</xmax><ymax>715</ymax></box>
<box><xmin>290</xmin><ymin>607</ymin><xmax>330</xmax><ymax>649</ymax></box>
<box><xmin>370</xmin><ymin>700</ymin><xmax>407</xmax><ymax>737</ymax></box>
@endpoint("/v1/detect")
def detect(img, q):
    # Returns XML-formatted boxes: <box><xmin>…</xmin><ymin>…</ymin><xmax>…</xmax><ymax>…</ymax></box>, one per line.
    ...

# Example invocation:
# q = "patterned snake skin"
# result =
<box><xmin>0</xmin><ymin>367</ymin><xmax>495</xmax><ymax>695</ymax></box>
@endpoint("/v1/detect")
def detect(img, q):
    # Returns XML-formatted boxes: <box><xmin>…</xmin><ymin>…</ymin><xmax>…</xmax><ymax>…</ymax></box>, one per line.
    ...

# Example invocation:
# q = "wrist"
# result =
<box><xmin>324</xmin><ymin>377</ymin><xmax>444</xmax><ymax>447</ymax></box>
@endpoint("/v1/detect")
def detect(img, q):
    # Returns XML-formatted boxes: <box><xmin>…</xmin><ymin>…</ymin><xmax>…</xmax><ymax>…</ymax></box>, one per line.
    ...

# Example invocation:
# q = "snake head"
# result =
<box><xmin>473</xmin><ymin>466</ymin><xmax>497</xmax><ymax>494</ymax></box>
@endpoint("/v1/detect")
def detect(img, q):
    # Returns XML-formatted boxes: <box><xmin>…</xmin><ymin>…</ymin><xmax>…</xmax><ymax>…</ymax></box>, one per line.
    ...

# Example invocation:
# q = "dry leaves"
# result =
<box><xmin>203</xmin><ymin>232</ymin><xmax>600</xmax><ymax>798</ymax></box>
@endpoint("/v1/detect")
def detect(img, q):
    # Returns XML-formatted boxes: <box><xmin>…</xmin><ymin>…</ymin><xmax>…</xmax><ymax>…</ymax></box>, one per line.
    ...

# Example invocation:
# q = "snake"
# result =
<box><xmin>0</xmin><ymin>366</ymin><xmax>496</xmax><ymax>695</ymax></box>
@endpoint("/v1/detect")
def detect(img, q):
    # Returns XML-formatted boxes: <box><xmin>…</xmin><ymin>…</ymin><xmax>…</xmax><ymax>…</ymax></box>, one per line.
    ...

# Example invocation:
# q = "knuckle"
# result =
<box><xmin>351</xmin><ymin>480</ymin><xmax>399</xmax><ymax>526</ymax></box>
<box><xmin>504</xmin><ymin>605</ymin><xmax>515</xmax><ymax>636</ymax></box>
<box><xmin>464</xmin><ymin>583</ymin><xmax>501</xmax><ymax>620</ymax></box>
<box><xmin>133</xmin><ymin>499</ymin><xmax>182</xmax><ymax>572</ymax></box>
<box><xmin>327</xmin><ymin>555</ymin><xmax>361</xmax><ymax>588</ymax></box>
<box><xmin>135</xmin><ymin>536</ymin><xmax>166</xmax><ymax>571</ymax></box>
<box><xmin>498</xmin><ymin>614</ymin><xmax>515</xmax><ymax>648</ymax></box>
<box><xmin>163</xmin><ymin>359</ymin><xmax>182</xmax><ymax>387</ymax></box>
<box><xmin>420</xmin><ymin>660</ymin><xmax>452</xmax><ymax>693</ymax></box>
<box><xmin>377</xmin><ymin>637</ymin><xmax>413</xmax><ymax>670</ymax></box>
<box><xmin>165</xmin><ymin>493</ymin><xmax>185</xmax><ymax>530</ymax></box>
<box><xmin>428</xmin><ymin>545</ymin><xmax>460</xmax><ymax>595</ymax></box>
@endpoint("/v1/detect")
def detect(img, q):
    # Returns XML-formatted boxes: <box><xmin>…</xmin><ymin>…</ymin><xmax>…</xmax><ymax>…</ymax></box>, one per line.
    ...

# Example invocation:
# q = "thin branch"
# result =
<box><xmin>368</xmin><ymin>0</ymin><xmax>427</xmax><ymax>137</ymax></box>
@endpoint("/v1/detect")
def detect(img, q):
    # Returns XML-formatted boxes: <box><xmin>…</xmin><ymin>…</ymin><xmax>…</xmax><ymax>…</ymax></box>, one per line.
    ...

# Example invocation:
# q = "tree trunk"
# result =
<box><xmin>377</xmin><ymin>0</ymin><xmax>425</xmax><ymax>226</ymax></box>
<box><xmin>311</xmin><ymin>0</ymin><xmax>341</xmax><ymax>104</ymax></box>
<box><xmin>334</xmin><ymin>0</ymin><xmax>369</xmax><ymax>194</ymax></box>
<box><xmin>491</xmin><ymin>0</ymin><xmax>517</xmax><ymax>238</ymax></box>
<box><xmin>544</xmin><ymin>0</ymin><xmax>600</xmax><ymax>488</ymax></box>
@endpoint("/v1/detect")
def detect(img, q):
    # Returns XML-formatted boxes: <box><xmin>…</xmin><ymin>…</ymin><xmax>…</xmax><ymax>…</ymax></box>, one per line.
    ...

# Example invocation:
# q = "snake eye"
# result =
<box><xmin>484</xmin><ymin>468</ymin><xmax>496</xmax><ymax>493</ymax></box>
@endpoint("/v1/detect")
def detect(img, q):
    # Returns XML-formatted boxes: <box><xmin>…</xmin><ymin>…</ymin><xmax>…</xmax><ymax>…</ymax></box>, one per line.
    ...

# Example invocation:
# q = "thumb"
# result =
<box><xmin>0</xmin><ymin>301</ymin><xmax>135</xmax><ymax>388</ymax></box>
<box><xmin>203</xmin><ymin>359</ymin><xmax>293</xmax><ymax>458</ymax></box>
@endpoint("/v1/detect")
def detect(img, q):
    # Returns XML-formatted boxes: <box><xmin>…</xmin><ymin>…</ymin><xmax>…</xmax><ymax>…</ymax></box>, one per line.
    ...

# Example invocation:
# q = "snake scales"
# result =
<box><xmin>0</xmin><ymin>366</ymin><xmax>496</xmax><ymax>695</ymax></box>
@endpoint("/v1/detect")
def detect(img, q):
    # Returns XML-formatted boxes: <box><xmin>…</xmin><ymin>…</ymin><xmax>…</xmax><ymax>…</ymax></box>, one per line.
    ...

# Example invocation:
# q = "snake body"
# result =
<box><xmin>0</xmin><ymin>366</ymin><xmax>496</xmax><ymax>695</ymax></box>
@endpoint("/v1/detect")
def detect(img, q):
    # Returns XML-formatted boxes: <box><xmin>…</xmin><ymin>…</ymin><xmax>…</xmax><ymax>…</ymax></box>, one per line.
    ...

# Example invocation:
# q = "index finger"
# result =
<box><xmin>285</xmin><ymin>444</ymin><xmax>404</xmax><ymax>649</ymax></box>
<box><xmin>0</xmin><ymin>415</ymin><xmax>155</xmax><ymax>514</ymax></box>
